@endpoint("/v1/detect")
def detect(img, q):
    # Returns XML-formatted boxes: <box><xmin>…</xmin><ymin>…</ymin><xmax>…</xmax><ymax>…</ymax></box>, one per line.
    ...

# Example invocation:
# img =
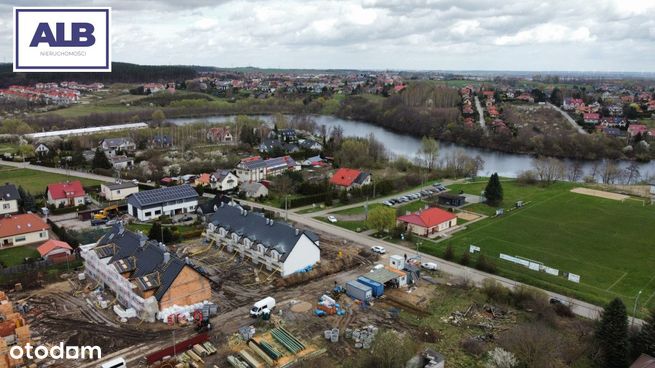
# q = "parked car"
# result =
<box><xmin>383</xmin><ymin>201</ymin><xmax>393</xmax><ymax>207</ymax></box>
<box><xmin>549</xmin><ymin>297</ymin><xmax>563</xmax><ymax>305</ymax></box>
<box><xmin>371</xmin><ymin>246</ymin><xmax>386</xmax><ymax>254</ymax></box>
<box><xmin>327</xmin><ymin>215</ymin><xmax>338</xmax><ymax>223</ymax></box>
<box><xmin>421</xmin><ymin>262</ymin><xmax>438</xmax><ymax>270</ymax></box>
<box><xmin>250</xmin><ymin>297</ymin><xmax>276</xmax><ymax>317</ymax></box>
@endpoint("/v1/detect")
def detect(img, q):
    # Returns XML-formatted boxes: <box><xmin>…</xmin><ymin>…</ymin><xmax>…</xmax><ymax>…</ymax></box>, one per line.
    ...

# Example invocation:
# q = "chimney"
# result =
<box><xmin>295</xmin><ymin>228</ymin><xmax>300</xmax><ymax>236</ymax></box>
<box><xmin>163</xmin><ymin>252</ymin><xmax>170</xmax><ymax>264</ymax></box>
<box><xmin>269</xmin><ymin>219</ymin><xmax>274</xmax><ymax>226</ymax></box>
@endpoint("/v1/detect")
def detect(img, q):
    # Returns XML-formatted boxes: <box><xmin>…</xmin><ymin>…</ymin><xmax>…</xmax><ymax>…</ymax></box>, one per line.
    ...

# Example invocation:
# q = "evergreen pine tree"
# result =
<box><xmin>484</xmin><ymin>173</ymin><xmax>504</xmax><ymax>206</ymax></box>
<box><xmin>636</xmin><ymin>309</ymin><xmax>655</xmax><ymax>357</ymax></box>
<box><xmin>92</xmin><ymin>148</ymin><xmax>111</xmax><ymax>170</ymax></box>
<box><xmin>596</xmin><ymin>298</ymin><xmax>630</xmax><ymax>368</ymax></box>
<box><xmin>443</xmin><ymin>245</ymin><xmax>455</xmax><ymax>261</ymax></box>
<box><xmin>149</xmin><ymin>222</ymin><xmax>163</xmax><ymax>242</ymax></box>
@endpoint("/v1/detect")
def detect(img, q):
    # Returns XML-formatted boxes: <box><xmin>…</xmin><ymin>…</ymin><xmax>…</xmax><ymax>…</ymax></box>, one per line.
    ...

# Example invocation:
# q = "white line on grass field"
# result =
<box><xmin>606</xmin><ymin>272</ymin><xmax>628</xmax><ymax>291</ymax></box>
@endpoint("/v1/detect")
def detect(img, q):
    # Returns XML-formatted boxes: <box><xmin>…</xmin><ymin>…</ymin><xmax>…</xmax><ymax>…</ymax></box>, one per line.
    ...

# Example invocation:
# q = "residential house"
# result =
<box><xmin>80</xmin><ymin>224</ymin><xmax>211</xmax><ymax>320</ymax></box>
<box><xmin>397</xmin><ymin>207</ymin><xmax>457</xmax><ymax>237</ymax></box>
<box><xmin>298</xmin><ymin>139</ymin><xmax>323</xmax><ymax>151</ymax></box>
<box><xmin>99</xmin><ymin>138</ymin><xmax>136</xmax><ymax>156</ymax></box>
<box><xmin>0</xmin><ymin>184</ymin><xmax>20</xmax><ymax>215</ymax></box>
<box><xmin>437</xmin><ymin>193</ymin><xmax>466</xmax><ymax>207</ymax></box>
<box><xmin>0</xmin><ymin>213</ymin><xmax>50</xmax><ymax>248</ymax></box>
<box><xmin>205</xmin><ymin>204</ymin><xmax>320</xmax><ymax>276</ymax></box>
<box><xmin>258</xmin><ymin>139</ymin><xmax>299</xmax><ymax>154</ymax></box>
<box><xmin>206</xmin><ymin>127</ymin><xmax>233</xmax><ymax>143</ymax></box>
<box><xmin>33</xmin><ymin>143</ymin><xmax>51</xmax><ymax>156</ymax></box>
<box><xmin>152</xmin><ymin>135</ymin><xmax>171</xmax><ymax>147</ymax></box>
<box><xmin>210</xmin><ymin>170</ymin><xmax>239</xmax><ymax>191</ymax></box>
<box><xmin>235</xmin><ymin>156</ymin><xmax>300</xmax><ymax>182</ymax></box>
<box><xmin>101</xmin><ymin>182</ymin><xmax>139</xmax><ymax>201</ymax></box>
<box><xmin>583</xmin><ymin>113</ymin><xmax>600</xmax><ymax>125</ymax></box>
<box><xmin>46</xmin><ymin>180</ymin><xmax>86</xmax><ymax>207</ymax></box>
<box><xmin>628</xmin><ymin>124</ymin><xmax>649</xmax><ymax>137</ymax></box>
<box><xmin>127</xmin><ymin>184</ymin><xmax>199</xmax><ymax>221</ymax></box>
<box><xmin>109</xmin><ymin>155</ymin><xmax>134</xmax><ymax>170</ymax></box>
<box><xmin>562</xmin><ymin>98</ymin><xmax>584</xmax><ymax>110</ymax></box>
<box><xmin>277</xmin><ymin>128</ymin><xmax>297</xmax><ymax>142</ymax></box>
<box><xmin>329</xmin><ymin>168</ymin><xmax>371</xmax><ymax>190</ymax></box>
<box><xmin>37</xmin><ymin>239</ymin><xmax>72</xmax><ymax>261</ymax></box>
<box><xmin>240</xmin><ymin>182</ymin><xmax>269</xmax><ymax>198</ymax></box>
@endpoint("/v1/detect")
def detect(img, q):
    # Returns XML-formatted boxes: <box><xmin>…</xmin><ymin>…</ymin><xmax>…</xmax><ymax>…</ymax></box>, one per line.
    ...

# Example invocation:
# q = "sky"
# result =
<box><xmin>1</xmin><ymin>0</ymin><xmax>655</xmax><ymax>72</ymax></box>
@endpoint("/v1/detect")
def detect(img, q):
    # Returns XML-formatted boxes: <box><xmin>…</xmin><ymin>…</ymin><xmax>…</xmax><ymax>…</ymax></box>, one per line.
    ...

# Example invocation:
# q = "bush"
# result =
<box><xmin>481</xmin><ymin>279</ymin><xmax>511</xmax><ymax>305</ymax></box>
<box><xmin>459</xmin><ymin>252</ymin><xmax>471</xmax><ymax>266</ymax></box>
<box><xmin>475</xmin><ymin>254</ymin><xmax>497</xmax><ymax>274</ymax></box>
<box><xmin>443</xmin><ymin>245</ymin><xmax>455</xmax><ymax>261</ymax></box>
<box><xmin>461</xmin><ymin>338</ymin><xmax>485</xmax><ymax>357</ymax></box>
<box><xmin>516</xmin><ymin>170</ymin><xmax>538</xmax><ymax>185</ymax></box>
<box><xmin>553</xmin><ymin>303</ymin><xmax>574</xmax><ymax>318</ymax></box>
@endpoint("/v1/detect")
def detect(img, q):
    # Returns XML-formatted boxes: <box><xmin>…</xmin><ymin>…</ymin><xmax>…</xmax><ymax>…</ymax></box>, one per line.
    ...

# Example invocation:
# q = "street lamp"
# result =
<box><xmin>416</xmin><ymin>241</ymin><xmax>422</xmax><ymax>259</ymax></box>
<box><xmin>632</xmin><ymin>289</ymin><xmax>643</xmax><ymax>328</ymax></box>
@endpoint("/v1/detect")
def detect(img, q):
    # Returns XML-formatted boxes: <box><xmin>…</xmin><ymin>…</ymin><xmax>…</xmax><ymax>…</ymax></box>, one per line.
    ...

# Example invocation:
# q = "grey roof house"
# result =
<box><xmin>127</xmin><ymin>184</ymin><xmax>199</xmax><ymax>221</ymax></box>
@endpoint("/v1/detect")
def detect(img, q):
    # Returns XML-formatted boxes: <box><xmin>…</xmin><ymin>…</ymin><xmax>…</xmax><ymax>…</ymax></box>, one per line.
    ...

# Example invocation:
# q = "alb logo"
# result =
<box><xmin>30</xmin><ymin>23</ymin><xmax>96</xmax><ymax>47</ymax></box>
<box><xmin>14</xmin><ymin>7</ymin><xmax>111</xmax><ymax>72</ymax></box>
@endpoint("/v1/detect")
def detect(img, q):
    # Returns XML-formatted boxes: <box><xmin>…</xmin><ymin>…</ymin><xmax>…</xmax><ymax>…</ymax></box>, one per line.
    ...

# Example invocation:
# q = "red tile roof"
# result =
<box><xmin>47</xmin><ymin>180</ymin><xmax>85</xmax><ymax>200</ymax></box>
<box><xmin>398</xmin><ymin>207</ymin><xmax>456</xmax><ymax>228</ymax></box>
<box><xmin>0</xmin><ymin>213</ymin><xmax>49</xmax><ymax>238</ymax></box>
<box><xmin>37</xmin><ymin>239</ymin><xmax>72</xmax><ymax>257</ymax></box>
<box><xmin>330</xmin><ymin>168</ymin><xmax>363</xmax><ymax>187</ymax></box>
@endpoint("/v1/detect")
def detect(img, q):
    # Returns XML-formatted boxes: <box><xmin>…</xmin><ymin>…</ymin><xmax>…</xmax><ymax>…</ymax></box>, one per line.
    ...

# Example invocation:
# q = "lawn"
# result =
<box><xmin>0</xmin><ymin>247</ymin><xmax>40</xmax><ymax>267</ymax></box>
<box><xmin>423</xmin><ymin>180</ymin><xmax>655</xmax><ymax>315</ymax></box>
<box><xmin>0</xmin><ymin>166</ymin><xmax>102</xmax><ymax>194</ymax></box>
<box><xmin>315</xmin><ymin>217</ymin><xmax>368</xmax><ymax>232</ymax></box>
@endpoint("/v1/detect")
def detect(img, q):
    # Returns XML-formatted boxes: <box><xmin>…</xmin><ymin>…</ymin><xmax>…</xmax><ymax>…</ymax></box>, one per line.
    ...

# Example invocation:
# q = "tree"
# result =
<box><xmin>550</xmin><ymin>87</ymin><xmax>563</xmax><ymax>107</ymax></box>
<box><xmin>443</xmin><ymin>244</ymin><xmax>455</xmax><ymax>261</ymax></box>
<box><xmin>366</xmin><ymin>330</ymin><xmax>416</xmax><ymax>368</ymax></box>
<box><xmin>460</xmin><ymin>252</ymin><xmax>471</xmax><ymax>266</ymax></box>
<box><xmin>486</xmin><ymin>347</ymin><xmax>518</xmax><ymax>368</ymax></box>
<box><xmin>596</xmin><ymin>298</ymin><xmax>630</xmax><ymax>368</ymax></box>
<box><xmin>92</xmin><ymin>148</ymin><xmax>111</xmax><ymax>170</ymax></box>
<box><xmin>366</xmin><ymin>206</ymin><xmax>397</xmax><ymax>233</ymax></box>
<box><xmin>635</xmin><ymin>308</ymin><xmax>655</xmax><ymax>357</ymax></box>
<box><xmin>149</xmin><ymin>222</ymin><xmax>173</xmax><ymax>244</ymax></box>
<box><xmin>418</xmin><ymin>136</ymin><xmax>439</xmax><ymax>171</ymax></box>
<box><xmin>152</xmin><ymin>109</ymin><xmax>166</xmax><ymax>124</ymax></box>
<box><xmin>484</xmin><ymin>173</ymin><xmax>503</xmax><ymax>206</ymax></box>
<box><xmin>533</xmin><ymin>157</ymin><xmax>564</xmax><ymax>184</ymax></box>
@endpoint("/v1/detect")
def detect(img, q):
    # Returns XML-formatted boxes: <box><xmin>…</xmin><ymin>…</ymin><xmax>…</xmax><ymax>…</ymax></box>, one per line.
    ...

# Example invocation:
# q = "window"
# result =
<box><xmin>2</xmin><ymin>204</ymin><xmax>9</xmax><ymax>209</ymax></box>
<box><xmin>39</xmin><ymin>232</ymin><xmax>45</xmax><ymax>238</ymax></box>
<box><xmin>15</xmin><ymin>236</ymin><xmax>26</xmax><ymax>242</ymax></box>
<box><xmin>144</xmin><ymin>211</ymin><xmax>151</xmax><ymax>217</ymax></box>
<box><xmin>154</xmin><ymin>210</ymin><xmax>162</xmax><ymax>215</ymax></box>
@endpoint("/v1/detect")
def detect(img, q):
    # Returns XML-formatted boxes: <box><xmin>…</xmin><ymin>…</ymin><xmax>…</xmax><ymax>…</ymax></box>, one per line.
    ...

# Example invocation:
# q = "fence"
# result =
<box><xmin>0</xmin><ymin>254</ymin><xmax>81</xmax><ymax>275</ymax></box>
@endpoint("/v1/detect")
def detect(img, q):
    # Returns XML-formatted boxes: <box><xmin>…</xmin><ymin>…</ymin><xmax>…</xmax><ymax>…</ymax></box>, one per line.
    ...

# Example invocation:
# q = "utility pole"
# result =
<box><xmin>285</xmin><ymin>195</ymin><xmax>289</xmax><ymax>221</ymax></box>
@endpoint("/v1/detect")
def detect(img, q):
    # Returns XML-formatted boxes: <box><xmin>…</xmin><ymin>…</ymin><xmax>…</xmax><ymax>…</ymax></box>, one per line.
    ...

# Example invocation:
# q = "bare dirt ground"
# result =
<box><xmin>571</xmin><ymin>187</ymin><xmax>629</xmax><ymax>201</ymax></box>
<box><xmin>456</xmin><ymin>212</ymin><xmax>480</xmax><ymax>221</ymax></box>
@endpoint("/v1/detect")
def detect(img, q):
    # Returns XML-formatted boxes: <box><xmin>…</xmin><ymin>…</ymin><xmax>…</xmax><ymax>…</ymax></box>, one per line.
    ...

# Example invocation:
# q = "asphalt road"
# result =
<box><xmin>240</xmin><ymin>198</ymin><xmax>643</xmax><ymax>326</ymax></box>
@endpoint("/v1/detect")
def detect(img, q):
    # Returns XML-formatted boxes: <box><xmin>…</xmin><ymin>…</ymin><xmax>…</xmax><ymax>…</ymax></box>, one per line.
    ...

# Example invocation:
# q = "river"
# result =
<box><xmin>170</xmin><ymin>114</ymin><xmax>655</xmax><ymax>179</ymax></box>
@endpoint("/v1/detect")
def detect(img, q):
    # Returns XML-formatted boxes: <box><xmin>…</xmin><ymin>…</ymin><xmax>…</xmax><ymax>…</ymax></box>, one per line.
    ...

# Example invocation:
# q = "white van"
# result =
<box><xmin>250</xmin><ymin>297</ymin><xmax>276</xmax><ymax>317</ymax></box>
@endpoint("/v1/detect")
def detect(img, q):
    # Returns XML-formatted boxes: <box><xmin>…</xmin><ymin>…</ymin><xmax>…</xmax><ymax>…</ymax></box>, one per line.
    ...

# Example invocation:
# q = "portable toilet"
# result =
<box><xmin>357</xmin><ymin>276</ymin><xmax>384</xmax><ymax>297</ymax></box>
<box><xmin>389</xmin><ymin>255</ymin><xmax>405</xmax><ymax>270</ymax></box>
<box><xmin>345</xmin><ymin>280</ymin><xmax>372</xmax><ymax>302</ymax></box>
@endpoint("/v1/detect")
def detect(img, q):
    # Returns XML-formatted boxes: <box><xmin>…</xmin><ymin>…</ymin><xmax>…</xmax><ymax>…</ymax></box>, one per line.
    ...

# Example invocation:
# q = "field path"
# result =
<box><xmin>0</xmin><ymin>161</ymin><xmax>116</xmax><ymax>182</ymax></box>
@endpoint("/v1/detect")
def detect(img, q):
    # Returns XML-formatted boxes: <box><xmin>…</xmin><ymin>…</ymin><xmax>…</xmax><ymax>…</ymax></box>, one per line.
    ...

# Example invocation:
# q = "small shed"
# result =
<box><xmin>437</xmin><ymin>192</ymin><xmax>466</xmax><ymax>207</ymax></box>
<box><xmin>368</xmin><ymin>267</ymin><xmax>408</xmax><ymax>288</ymax></box>
<box><xmin>37</xmin><ymin>240</ymin><xmax>73</xmax><ymax>260</ymax></box>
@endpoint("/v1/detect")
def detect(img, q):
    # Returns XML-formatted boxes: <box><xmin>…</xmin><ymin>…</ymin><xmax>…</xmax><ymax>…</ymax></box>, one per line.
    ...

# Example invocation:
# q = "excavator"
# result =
<box><xmin>93</xmin><ymin>205</ymin><xmax>120</xmax><ymax>220</ymax></box>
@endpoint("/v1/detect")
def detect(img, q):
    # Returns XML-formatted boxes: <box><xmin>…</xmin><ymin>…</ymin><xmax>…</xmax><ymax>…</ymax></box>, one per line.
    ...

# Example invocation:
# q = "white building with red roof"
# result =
<box><xmin>0</xmin><ymin>213</ymin><xmax>50</xmax><ymax>248</ymax></box>
<box><xmin>397</xmin><ymin>207</ymin><xmax>457</xmax><ymax>237</ymax></box>
<box><xmin>46</xmin><ymin>180</ymin><xmax>86</xmax><ymax>208</ymax></box>
<box><xmin>37</xmin><ymin>239</ymin><xmax>73</xmax><ymax>260</ymax></box>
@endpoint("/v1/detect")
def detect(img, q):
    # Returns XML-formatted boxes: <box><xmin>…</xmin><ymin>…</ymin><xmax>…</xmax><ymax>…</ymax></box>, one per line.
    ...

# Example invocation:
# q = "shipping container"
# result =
<box><xmin>345</xmin><ymin>280</ymin><xmax>372</xmax><ymax>301</ymax></box>
<box><xmin>357</xmin><ymin>276</ymin><xmax>384</xmax><ymax>297</ymax></box>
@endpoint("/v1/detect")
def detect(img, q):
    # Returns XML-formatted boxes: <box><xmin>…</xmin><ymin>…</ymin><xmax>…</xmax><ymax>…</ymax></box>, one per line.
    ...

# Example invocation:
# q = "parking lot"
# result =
<box><xmin>381</xmin><ymin>182</ymin><xmax>448</xmax><ymax>207</ymax></box>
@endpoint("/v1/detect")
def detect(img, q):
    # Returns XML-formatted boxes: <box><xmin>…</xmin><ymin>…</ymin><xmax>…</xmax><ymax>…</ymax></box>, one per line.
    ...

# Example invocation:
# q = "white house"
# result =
<box><xmin>34</xmin><ymin>143</ymin><xmax>51</xmax><ymax>156</ymax></box>
<box><xmin>46</xmin><ymin>180</ymin><xmax>86</xmax><ymax>207</ymax></box>
<box><xmin>235</xmin><ymin>156</ymin><xmax>300</xmax><ymax>183</ymax></box>
<box><xmin>101</xmin><ymin>182</ymin><xmax>139</xmax><ymax>201</ymax></box>
<box><xmin>210</xmin><ymin>170</ymin><xmax>239</xmax><ymax>191</ymax></box>
<box><xmin>127</xmin><ymin>184</ymin><xmax>199</xmax><ymax>221</ymax></box>
<box><xmin>240</xmin><ymin>182</ymin><xmax>269</xmax><ymax>198</ymax></box>
<box><xmin>100</xmin><ymin>137</ymin><xmax>136</xmax><ymax>156</ymax></box>
<box><xmin>109</xmin><ymin>155</ymin><xmax>134</xmax><ymax>170</ymax></box>
<box><xmin>0</xmin><ymin>214</ymin><xmax>50</xmax><ymax>248</ymax></box>
<box><xmin>0</xmin><ymin>184</ymin><xmax>20</xmax><ymax>215</ymax></box>
<box><xmin>205</xmin><ymin>204</ymin><xmax>320</xmax><ymax>276</ymax></box>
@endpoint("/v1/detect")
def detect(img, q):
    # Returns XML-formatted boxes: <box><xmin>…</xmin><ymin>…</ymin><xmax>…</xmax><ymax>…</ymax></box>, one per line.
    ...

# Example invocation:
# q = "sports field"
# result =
<box><xmin>425</xmin><ymin>180</ymin><xmax>655</xmax><ymax>314</ymax></box>
<box><xmin>0</xmin><ymin>165</ymin><xmax>102</xmax><ymax>194</ymax></box>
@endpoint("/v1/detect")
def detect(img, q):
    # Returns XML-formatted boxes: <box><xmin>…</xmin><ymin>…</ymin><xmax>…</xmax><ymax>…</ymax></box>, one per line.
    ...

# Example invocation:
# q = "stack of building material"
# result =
<box><xmin>0</xmin><ymin>294</ymin><xmax>30</xmax><ymax>368</ymax></box>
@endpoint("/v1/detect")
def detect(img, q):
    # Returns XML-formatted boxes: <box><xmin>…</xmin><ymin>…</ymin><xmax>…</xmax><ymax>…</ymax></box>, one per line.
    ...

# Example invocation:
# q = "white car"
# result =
<box><xmin>327</xmin><ymin>215</ymin><xmax>338</xmax><ymax>223</ymax></box>
<box><xmin>371</xmin><ymin>246</ymin><xmax>386</xmax><ymax>254</ymax></box>
<box><xmin>421</xmin><ymin>262</ymin><xmax>438</xmax><ymax>270</ymax></box>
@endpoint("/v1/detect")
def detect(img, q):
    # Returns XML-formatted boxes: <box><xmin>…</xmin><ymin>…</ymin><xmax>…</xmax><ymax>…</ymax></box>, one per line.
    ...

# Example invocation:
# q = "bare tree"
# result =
<box><xmin>499</xmin><ymin>323</ymin><xmax>564</xmax><ymax>368</ymax></box>
<box><xmin>566</xmin><ymin>161</ymin><xmax>583</xmax><ymax>182</ymax></box>
<box><xmin>624</xmin><ymin>163</ymin><xmax>641</xmax><ymax>185</ymax></box>
<box><xmin>600</xmin><ymin>160</ymin><xmax>623</xmax><ymax>184</ymax></box>
<box><xmin>533</xmin><ymin>157</ymin><xmax>565</xmax><ymax>184</ymax></box>
<box><xmin>418</xmin><ymin>136</ymin><xmax>439</xmax><ymax>171</ymax></box>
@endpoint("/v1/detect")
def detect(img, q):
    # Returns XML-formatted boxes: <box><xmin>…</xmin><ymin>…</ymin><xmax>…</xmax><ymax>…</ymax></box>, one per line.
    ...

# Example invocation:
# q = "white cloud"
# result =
<box><xmin>494</xmin><ymin>24</ymin><xmax>596</xmax><ymax>46</ymax></box>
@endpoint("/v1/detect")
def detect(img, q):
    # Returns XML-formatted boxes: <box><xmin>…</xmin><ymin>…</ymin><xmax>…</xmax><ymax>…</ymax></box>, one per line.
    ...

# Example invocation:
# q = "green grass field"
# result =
<box><xmin>0</xmin><ymin>166</ymin><xmax>102</xmax><ymax>194</ymax></box>
<box><xmin>423</xmin><ymin>180</ymin><xmax>655</xmax><ymax>315</ymax></box>
<box><xmin>0</xmin><ymin>247</ymin><xmax>40</xmax><ymax>267</ymax></box>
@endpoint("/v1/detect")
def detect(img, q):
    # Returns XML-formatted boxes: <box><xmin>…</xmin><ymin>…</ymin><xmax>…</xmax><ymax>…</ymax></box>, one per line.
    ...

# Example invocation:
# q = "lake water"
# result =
<box><xmin>170</xmin><ymin>114</ymin><xmax>655</xmax><ymax>179</ymax></box>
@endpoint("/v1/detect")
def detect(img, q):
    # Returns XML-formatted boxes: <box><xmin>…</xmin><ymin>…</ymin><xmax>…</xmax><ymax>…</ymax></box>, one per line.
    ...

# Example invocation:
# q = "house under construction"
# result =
<box><xmin>80</xmin><ymin>224</ymin><xmax>211</xmax><ymax>321</ymax></box>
